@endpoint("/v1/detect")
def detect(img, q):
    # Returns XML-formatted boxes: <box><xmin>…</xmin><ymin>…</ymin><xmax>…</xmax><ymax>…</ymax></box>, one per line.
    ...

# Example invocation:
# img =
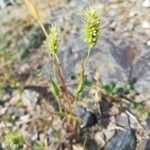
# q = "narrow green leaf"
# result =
<box><xmin>50</xmin><ymin>79</ymin><xmax>60</xmax><ymax>97</ymax></box>
<box><xmin>76</xmin><ymin>66</ymin><xmax>85</xmax><ymax>96</ymax></box>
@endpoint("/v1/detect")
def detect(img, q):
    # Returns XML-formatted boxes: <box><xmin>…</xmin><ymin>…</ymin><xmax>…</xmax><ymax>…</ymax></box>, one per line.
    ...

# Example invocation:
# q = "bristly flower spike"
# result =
<box><xmin>48</xmin><ymin>26</ymin><xmax>59</xmax><ymax>55</ymax></box>
<box><xmin>83</xmin><ymin>7</ymin><xmax>101</xmax><ymax>48</ymax></box>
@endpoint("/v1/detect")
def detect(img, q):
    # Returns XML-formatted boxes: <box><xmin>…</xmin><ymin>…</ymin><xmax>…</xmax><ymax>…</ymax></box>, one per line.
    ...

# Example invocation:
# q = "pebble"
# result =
<box><xmin>2</xmin><ymin>94</ymin><xmax>11</xmax><ymax>102</ymax></box>
<box><xmin>82</xmin><ymin>111</ymin><xmax>97</xmax><ymax>128</ymax></box>
<box><xmin>22</xmin><ymin>90</ymin><xmax>39</xmax><ymax>107</ymax></box>
<box><xmin>18</xmin><ymin>63</ymin><xmax>30</xmax><ymax>75</ymax></box>
<box><xmin>75</xmin><ymin>105</ymin><xmax>86</xmax><ymax>118</ymax></box>
<box><xmin>116</xmin><ymin>113</ymin><xmax>130</xmax><ymax>128</ymax></box>
<box><xmin>104</xmin><ymin>130</ymin><xmax>115</xmax><ymax>141</ymax></box>
<box><xmin>142</xmin><ymin>21</ymin><xmax>150</xmax><ymax>29</ymax></box>
<box><xmin>143</xmin><ymin>0</ymin><xmax>150</xmax><ymax>8</ymax></box>
<box><xmin>0</xmin><ymin>0</ymin><xmax>14</xmax><ymax>8</ymax></box>
<box><xmin>146</xmin><ymin>40</ymin><xmax>150</xmax><ymax>46</ymax></box>
<box><xmin>0</xmin><ymin>107</ymin><xmax>7</xmax><ymax>115</ymax></box>
<box><xmin>31</xmin><ymin>133</ymin><xmax>38</xmax><ymax>141</ymax></box>
<box><xmin>10</xmin><ymin>93</ymin><xmax>21</xmax><ymax>105</ymax></box>
<box><xmin>19</xmin><ymin>114</ymin><xmax>30</xmax><ymax>122</ymax></box>
<box><xmin>94</xmin><ymin>132</ymin><xmax>105</xmax><ymax>147</ymax></box>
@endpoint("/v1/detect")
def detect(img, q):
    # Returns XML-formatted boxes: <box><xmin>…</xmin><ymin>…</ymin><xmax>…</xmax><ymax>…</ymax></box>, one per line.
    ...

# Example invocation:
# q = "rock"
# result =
<box><xmin>138</xmin><ymin>138</ymin><xmax>150</xmax><ymax>150</ymax></box>
<box><xmin>0</xmin><ymin>0</ymin><xmax>14</xmax><ymax>8</ymax></box>
<box><xmin>0</xmin><ymin>107</ymin><xmax>7</xmax><ymax>115</ymax></box>
<box><xmin>7</xmin><ymin>106</ymin><xmax>16</xmax><ymax>115</ymax></box>
<box><xmin>143</xmin><ymin>0</ymin><xmax>150</xmax><ymax>8</ymax></box>
<box><xmin>104</xmin><ymin>130</ymin><xmax>115</xmax><ymax>141</ymax></box>
<box><xmin>82</xmin><ymin>111</ymin><xmax>97</xmax><ymax>128</ymax></box>
<box><xmin>19</xmin><ymin>114</ymin><xmax>30</xmax><ymax>123</ymax></box>
<box><xmin>10</xmin><ymin>93</ymin><xmax>21</xmax><ymax>105</ymax></box>
<box><xmin>75</xmin><ymin>105</ymin><xmax>86</xmax><ymax>118</ymax></box>
<box><xmin>130</xmin><ymin>49</ymin><xmax>150</xmax><ymax>94</ymax></box>
<box><xmin>142</xmin><ymin>21</ymin><xmax>150</xmax><ymax>29</ymax></box>
<box><xmin>116</xmin><ymin>113</ymin><xmax>130</xmax><ymax>128</ymax></box>
<box><xmin>22</xmin><ymin>90</ymin><xmax>39</xmax><ymax>107</ymax></box>
<box><xmin>104</xmin><ymin>129</ymin><xmax>136</xmax><ymax>150</ymax></box>
<box><xmin>72</xmin><ymin>144</ymin><xmax>84</xmax><ymax>150</ymax></box>
<box><xmin>146</xmin><ymin>117</ymin><xmax>150</xmax><ymax>135</ymax></box>
<box><xmin>2</xmin><ymin>94</ymin><xmax>11</xmax><ymax>102</ymax></box>
<box><xmin>86</xmin><ymin>139</ymin><xmax>99</xmax><ymax>150</ymax></box>
<box><xmin>94</xmin><ymin>132</ymin><xmax>105</xmax><ymax>147</ymax></box>
<box><xmin>18</xmin><ymin>63</ymin><xmax>30</xmax><ymax>75</ymax></box>
<box><xmin>146</xmin><ymin>40</ymin><xmax>150</xmax><ymax>46</ymax></box>
<box><xmin>47</xmin><ymin>128</ymin><xmax>58</xmax><ymax>143</ymax></box>
<box><xmin>31</xmin><ymin>133</ymin><xmax>38</xmax><ymax>141</ymax></box>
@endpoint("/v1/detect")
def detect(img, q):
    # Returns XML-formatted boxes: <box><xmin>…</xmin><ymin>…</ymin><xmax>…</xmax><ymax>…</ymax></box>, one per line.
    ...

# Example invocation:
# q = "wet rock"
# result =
<box><xmin>104</xmin><ymin>129</ymin><xmax>136</xmax><ymax>150</ymax></box>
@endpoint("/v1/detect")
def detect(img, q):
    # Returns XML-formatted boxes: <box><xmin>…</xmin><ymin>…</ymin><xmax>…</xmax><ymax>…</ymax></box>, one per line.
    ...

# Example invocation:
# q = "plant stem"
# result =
<box><xmin>74</xmin><ymin>47</ymin><xmax>91</xmax><ymax>106</ymax></box>
<box><xmin>84</xmin><ymin>47</ymin><xmax>91</xmax><ymax>70</ymax></box>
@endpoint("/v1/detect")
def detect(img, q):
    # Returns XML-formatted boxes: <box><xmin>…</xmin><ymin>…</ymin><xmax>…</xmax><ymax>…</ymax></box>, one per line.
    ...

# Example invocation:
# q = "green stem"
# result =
<box><xmin>74</xmin><ymin>47</ymin><xmax>91</xmax><ymax>107</ymax></box>
<box><xmin>56</xmin><ymin>97</ymin><xmax>62</xmax><ymax>113</ymax></box>
<box><xmin>84</xmin><ymin>47</ymin><xmax>91</xmax><ymax>70</ymax></box>
<box><xmin>38</xmin><ymin>20</ymin><xmax>48</xmax><ymax>38</ymax></box>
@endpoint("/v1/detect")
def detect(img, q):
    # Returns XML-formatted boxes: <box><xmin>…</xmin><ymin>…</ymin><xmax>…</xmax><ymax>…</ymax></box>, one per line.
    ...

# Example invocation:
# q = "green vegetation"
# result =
<box><xmin>4</xmin><ymin>132</ymin><xmax>25</xmax><ymax>149</ymax></box>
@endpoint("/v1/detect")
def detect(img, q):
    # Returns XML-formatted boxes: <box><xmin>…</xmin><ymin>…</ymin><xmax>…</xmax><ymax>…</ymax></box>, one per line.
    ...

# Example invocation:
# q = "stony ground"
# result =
<box><xmin>0</xmin><ymin>0</ymin><xmax>150</xmax><ymax>149</ymax></box>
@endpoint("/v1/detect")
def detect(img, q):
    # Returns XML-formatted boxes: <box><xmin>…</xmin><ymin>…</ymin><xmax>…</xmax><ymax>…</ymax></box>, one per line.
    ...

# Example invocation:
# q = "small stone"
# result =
<box><xmin>0</xmin><ymin>107</ymin><xmax>7</xmax><ymax>115</ymax></box>
<box><xmin>82</xmin><ymin>111</ymin><xmax>97</xmax><ymax>128</ymax></box>
<box><xmin>142</xmin><ymin>21</ymin><xmax>150</xmax><ymax>29</ymax></box>
<box><xmin>19</xmin><ymin>114</ymin><xmax>30</xmax><ymax>122</ymax></box>
<box><xmin>143</xmin><ymin>0</ymin><xmax>150</xmax><ymax>8</ymax></box>
<box><xmin>146</xmin><ymin>40</ymin><xmax>150</xmax><ymax>46</ymax></box>
<box><xmin>72</xmin><ymin>144</ymin><xmax>83</xmax><ymax>150</ymax></box>
<box><xmin>104</xmin><ymin>130</ymin><xmax>115</xmax><ymax>141</ymax></box>
<box><xmin>22</xmin><ymin>90</ymin><xmax>39</xmax><ymax>107</ymax></box>
<box><xmin>94</xmin><ymin>132</ymin><xmax>105</xmax><ymax>147</ymax></box>
<box><xmin>0</xmin><ymin>0</ymin><xmax>14</xmax><ymax>8</ymax></box>
<box><xmin>116</xmin><ymin>113</ymin><xmax>129</xmax><ymax>128</ymax></box>
<box><xmin>75</xmin><ymin>105</ymin><xmax>86</xmax><ymax>118</ymax></box>
<box><xmin>10</xmin><ymin>93</ymin><xmax>21</xmax><ymax>105</ymax></box>
<box><xmin>2</xmin><ymin>94</ymin><xmax>11</xmax><ymax>102</ymax></box>
<box><xmin>52</xmin><ymin>118</ymin><xmax>62</xmax><ymax>130</ymax></box>
<box><xmin>7</xmin><ymin>106</ymin><xmax>16</xmax><ymax>115</ymax></box>
<box><xmin>31</xmin><ymin>133</ymin><xmax>38</xmax><ymax>141</ymax></box>
<box><xmin>18</xmin><ymin>63</ymin><xmax>30</xmax><ymax>75</ymax></box>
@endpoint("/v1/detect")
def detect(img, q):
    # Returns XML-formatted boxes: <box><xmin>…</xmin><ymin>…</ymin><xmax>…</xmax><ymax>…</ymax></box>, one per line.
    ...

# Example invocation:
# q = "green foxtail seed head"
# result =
<box><xmin>48</xmin><ymin>26</ymin><xmax>59</xmax><ymax>55</ymax></box>
<box><xmin>83</xmin><ymin>8</ymin><xmax>101</xmax><ymax>48</ymax></box>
